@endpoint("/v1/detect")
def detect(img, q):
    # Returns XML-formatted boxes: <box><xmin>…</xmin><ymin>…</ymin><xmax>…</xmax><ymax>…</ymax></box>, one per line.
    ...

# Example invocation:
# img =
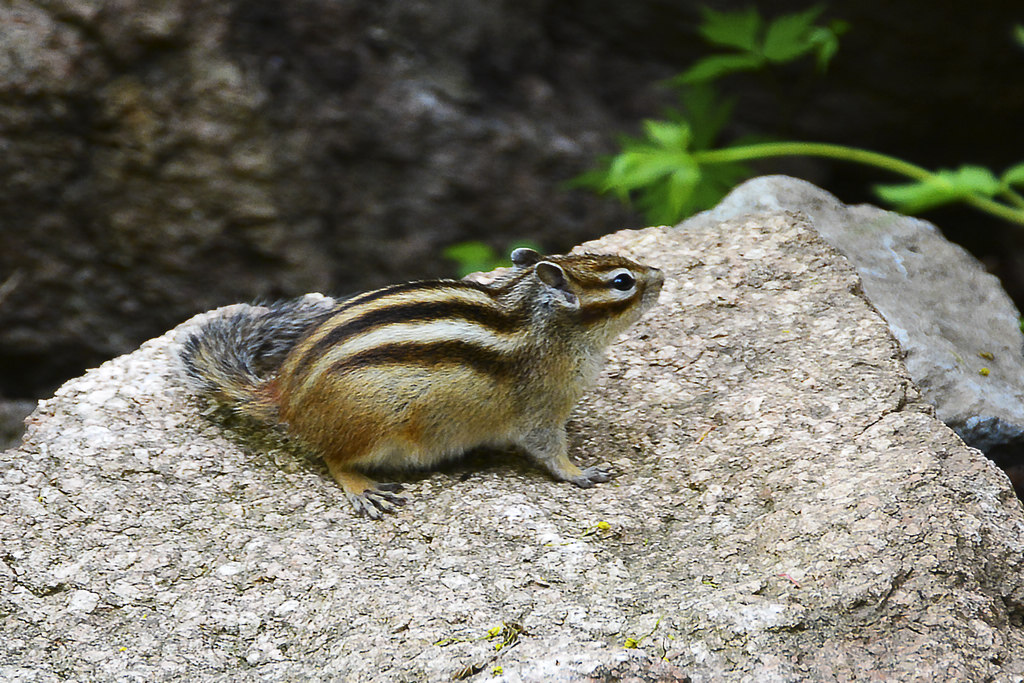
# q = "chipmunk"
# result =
<box><xmin>180</xmin><ymin>248</ymin><xmax>663</xmax><ymax>518</ymax></box>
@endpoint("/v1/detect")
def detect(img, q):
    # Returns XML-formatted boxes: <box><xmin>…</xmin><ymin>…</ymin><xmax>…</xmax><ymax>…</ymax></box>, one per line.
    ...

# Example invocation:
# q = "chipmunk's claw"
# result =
<box><xmin>347</xmin><ymin>485</ymin><xmax>407</xmax><ymax>519</ymax></box>
<box><xmin>568</xmin><ymin>465</ymin><xmax>612</xmax><ymax>488</ymax></box>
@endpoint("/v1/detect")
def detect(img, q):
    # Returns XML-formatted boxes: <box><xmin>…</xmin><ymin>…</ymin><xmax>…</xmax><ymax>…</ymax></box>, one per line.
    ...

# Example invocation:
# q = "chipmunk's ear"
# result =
<box><xmin>510</xmin><ymin>248</ymin><xmax>541</xmax><ymax>269</ymax></box>
<box><xmin>535</xmin><ymin>261</ymin><xmax>579</xmax><ymax>308</ymax></box>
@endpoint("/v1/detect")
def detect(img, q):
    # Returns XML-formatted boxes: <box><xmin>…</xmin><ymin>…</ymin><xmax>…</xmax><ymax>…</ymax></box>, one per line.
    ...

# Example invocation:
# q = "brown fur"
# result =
<box><xmin>180</xmin><ymin>250</ymin><xmax>663</xmax><ymax>519</ymax></box>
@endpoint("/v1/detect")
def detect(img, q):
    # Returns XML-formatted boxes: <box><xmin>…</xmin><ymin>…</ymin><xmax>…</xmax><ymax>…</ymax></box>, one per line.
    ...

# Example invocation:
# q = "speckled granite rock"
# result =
<box><xmin>2</xmin><ymin>215</ymin><xmax>1023</xmax><ymax>681</ymax></box>
<box><xmin>700</xmin><ymin>175</ymin><xmax>1024</xmax><ymax>460</ymax></box>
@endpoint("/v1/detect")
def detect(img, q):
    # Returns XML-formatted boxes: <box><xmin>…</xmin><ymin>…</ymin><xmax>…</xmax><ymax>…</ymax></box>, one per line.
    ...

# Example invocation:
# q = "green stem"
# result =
<box><xmin>695</xmin><ymin>142</ymin><xmax>933</xmax><ymax>180</ymax></box>
<box><xmin>1002</xmin><ymin>186</ymin><xmax>1024</xmax><ymax>210</ymax></box>
<box><xmin>693</xmin><ymin>142</ymin><xmax>1024</xmax><ymax>226</ymax></box>
<box><xmin>963</xmin><ymin>196</ymin><xmax>1024</xmax><ymax>226</ymax></box>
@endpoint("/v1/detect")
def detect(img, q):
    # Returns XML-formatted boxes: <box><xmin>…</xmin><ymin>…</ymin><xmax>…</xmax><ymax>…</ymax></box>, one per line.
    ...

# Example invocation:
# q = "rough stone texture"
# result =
<box><xmin>3</xmin><ymin>214</ymin><xmax>1024</xmax><ymax>681</ymax></box>
<box><xmin>700</xmin><ymin>176</ymin><xmax>1024</xmax><ymax>464</ymax></box>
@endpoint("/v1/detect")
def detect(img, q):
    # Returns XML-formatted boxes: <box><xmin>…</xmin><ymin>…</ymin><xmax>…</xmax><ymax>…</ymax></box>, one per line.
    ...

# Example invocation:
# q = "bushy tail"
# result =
<box><xmin>180</xmin><ymin>297</ymin><xmax>335</xmax><ymax>423</ymax></box>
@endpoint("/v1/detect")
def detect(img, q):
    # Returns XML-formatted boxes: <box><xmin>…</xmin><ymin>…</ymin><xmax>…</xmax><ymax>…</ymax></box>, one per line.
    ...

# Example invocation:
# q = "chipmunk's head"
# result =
<box><xmin>510</xmin><ymin>247</ymin><xmax>663</xmax><ymax>346</ymax></box>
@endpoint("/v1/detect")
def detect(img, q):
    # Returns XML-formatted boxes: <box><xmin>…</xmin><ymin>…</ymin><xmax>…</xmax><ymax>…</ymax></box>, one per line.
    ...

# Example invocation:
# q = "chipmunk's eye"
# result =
<box><xmin>611</xmin><ymin>272</ymin><xmax>635</xmax><ymax>291</ymax></box>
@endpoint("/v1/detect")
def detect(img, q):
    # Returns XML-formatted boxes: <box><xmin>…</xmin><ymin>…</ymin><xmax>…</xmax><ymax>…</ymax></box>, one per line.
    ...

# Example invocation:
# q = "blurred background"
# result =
<box><xmin>1</xmin><ymin>0</ymin><xmax>1022</xmax><ymax>432</ymax></box>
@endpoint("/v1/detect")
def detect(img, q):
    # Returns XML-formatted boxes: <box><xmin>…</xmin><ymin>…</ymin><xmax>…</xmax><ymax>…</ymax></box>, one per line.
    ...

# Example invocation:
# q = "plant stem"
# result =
<box><xmin>964</xmin><ymin>196</ymin><xmax>1024</xmax><ymax>226</ymax></box>
<box><xmin>1003</xmin><ymin>187</ymin><xmax>1024</xmax><ymax>210</ymax></box>
<box><xmin>695</xmin><ymin>142</ymin><xmax>933</xmax><ymax>180</ymax></box>
<box><xmin>693</xmin><ymin>142</ymin><xmax>1024</xmax><ymax>226</ymax></box>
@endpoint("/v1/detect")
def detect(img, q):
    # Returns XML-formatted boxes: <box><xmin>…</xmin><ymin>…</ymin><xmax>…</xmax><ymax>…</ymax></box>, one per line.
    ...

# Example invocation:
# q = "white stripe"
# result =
<box><xmin>318</xmin><ymin>319</ymin><xmax>519</xmax><ymax>367</ymax></box>
<box><xmin>296</xmin><ymin>319</ymin><xmax>523</xmax><ymax>396</ymax></box>
<box><xmin>303</xmin><ymin>285</ymin><xmax>499</xmax><ymax>349</ymax></box>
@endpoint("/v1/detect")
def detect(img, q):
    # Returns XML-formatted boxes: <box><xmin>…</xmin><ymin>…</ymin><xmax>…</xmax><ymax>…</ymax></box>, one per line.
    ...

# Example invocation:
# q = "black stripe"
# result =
<box><xmin>292</xmin><ymin>289</ymin><xmax>525</xmax><ymax>378</ymax></box>
<box><xmin>334</xmin><ymin>279</ymin><xmax>494</xmax><ymax>313</ymax></box>
<box><xmin>328</xmin><ymin>340</ymin><xmax>517</xmax><ymax>379</ymax></box>
<box><xmin>578</xmin><ymin>296</ymin><xmax>639</xmax><ymax>324</ymax></box>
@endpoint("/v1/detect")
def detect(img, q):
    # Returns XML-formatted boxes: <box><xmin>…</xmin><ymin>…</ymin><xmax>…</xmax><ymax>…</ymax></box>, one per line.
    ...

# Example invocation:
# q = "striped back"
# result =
<box><xmin>280</xmin><ymin>251</ymin><xmax>662</xmax><ymax>390</ymax></box>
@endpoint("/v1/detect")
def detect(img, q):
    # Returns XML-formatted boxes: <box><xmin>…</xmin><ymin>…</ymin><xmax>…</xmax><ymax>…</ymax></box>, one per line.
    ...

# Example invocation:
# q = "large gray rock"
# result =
<box><xmin>3</xmin><ymin>215</ymin><xmax>1024</xmax><ymax>681</ymax></box>
<box><xmin>700</xmin><ymin>175</ymin><xmax>1024</xmax><ymax>458</ymax></box>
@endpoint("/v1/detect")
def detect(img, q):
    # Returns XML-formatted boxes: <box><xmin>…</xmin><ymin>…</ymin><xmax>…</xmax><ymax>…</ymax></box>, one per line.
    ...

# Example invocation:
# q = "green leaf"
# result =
<box><xmin>443</xmin><ymin>240</ymin><xmax>543</xmax><ymax>277</ymax></box>
<box><xmin>637</xmin><ymin>181</ymin><xmax>677</xmax><ymax>226</ymax></box>
<box><xmin>697</xmin><ymin>6</ymin><xmax>762</xmax><ymax>52</ymax></box>
<box><xmin>698</xmin><ymin>154</ymin><xmax>753</xmax><ymax>198</ymax></box>
<box><xmin>1015</xmin><ymin>24</ymin><xmax>1024</xmax><ymax>48</ymax></box>
<box><xmin>874</xmin><ymin>181</ymin><xmax>942</xmax><ymax>213</ymax></box>
<box><xmin>1002</xmin><ymin>163</ymin><xmax>1024</xmax><ymax>188</ymax></box>
<box><xmin>642</xmin><ymin>119</ymin><xmax>691</xmax><ymax>151</ymax></box>
<box><xmin>828</xmin><ymin>19</ymin><xmax>851</xmax><ymax>37</ymax></box>
<box><xmin>675</xmin><ymin>85</ymin><xmax>736</xmax><ymax>150</ymax></box>
<box><xmin>565</xmin><ymin>166</ymin><xmax>612</xmax><ymax>191</ymax></box>
<box><xmin>875</xmin><ymin>166</ymin><xmax>1001</xmax><ymax>213</ymax></box>
<box><xmin>674</xmin><ymin>53</ymin><xmax>764</xmax><ymax>84</ymax></box>
<box><xmin>950</xmin><ymin>165</ymin><xmax>1001</xmax><ymax>195</ymax></box>
<box><xmin>663</xmin><ymin>165</ymin><xmax>701</xmax><ymax>222</ymax></box>
<box><xmin>807</xmin><ymin>26</ymin><xmax>841</xmax><ymax>71</ymax></box>
<box><xmin>443</xmin><ymin>241</ymin><xmax>501</xmax><ymax>277</ymax></box>
<box><xmin>762</xmin><ymin>6</ymin><xmax>824</xmax><ymax>62</ymax></box>
<box><xmin>603</xmin><ymin>148</ymin><xmax>693</xmax><ymax>195</ymax></box>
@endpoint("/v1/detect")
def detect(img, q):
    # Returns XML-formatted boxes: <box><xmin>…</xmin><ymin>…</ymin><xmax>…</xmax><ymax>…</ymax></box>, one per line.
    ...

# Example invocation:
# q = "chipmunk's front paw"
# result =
<box><xmin>567</xmin><ymin>465</ymin><xmax>612</xmax><ymax>489</ymax></box>
<box><xmin>326</xmin><ymin>463</ymin><xmax>407</xmax><ymax>520</ymax></box>
<box><xmin>346</xmin><ymin>483</ymin><xmax>406</xmax><ymax>520</ymax></box>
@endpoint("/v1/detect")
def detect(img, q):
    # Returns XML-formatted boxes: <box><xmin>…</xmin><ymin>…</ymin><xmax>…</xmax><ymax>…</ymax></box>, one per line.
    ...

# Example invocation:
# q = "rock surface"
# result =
<box><xmin>3</xmin><ymin>214</ymin><xmax>1024</xmax><ymax>681</ymax></box>
<box><xmin>700</xmin><ymin>176</ymin><xmax>1024</xmax><ymax>465</ymax></box>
